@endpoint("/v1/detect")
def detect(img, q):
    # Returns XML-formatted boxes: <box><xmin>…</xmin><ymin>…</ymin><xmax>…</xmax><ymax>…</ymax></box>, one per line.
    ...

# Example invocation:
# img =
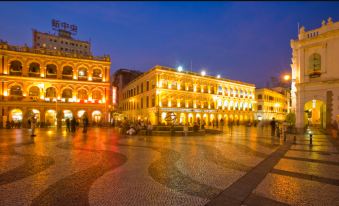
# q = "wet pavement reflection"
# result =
<box><xmin>0</xmin><ymin>126</ymin><xmax>338</xmax><ymax>206</ymax></box>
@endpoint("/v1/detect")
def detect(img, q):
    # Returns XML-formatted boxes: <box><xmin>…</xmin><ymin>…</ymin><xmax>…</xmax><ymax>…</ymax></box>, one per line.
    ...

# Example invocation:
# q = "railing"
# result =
<box><xmin>0</xmin><ymin>43</ymin><xmax>110</xmax><ymax>62</ymax></box>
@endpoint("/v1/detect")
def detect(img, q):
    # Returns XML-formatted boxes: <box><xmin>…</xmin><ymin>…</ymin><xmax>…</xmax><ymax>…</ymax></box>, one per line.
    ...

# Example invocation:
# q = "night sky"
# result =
<box><xmin>1</xmin><ymin>2</ymin><xmax>339</xmax><ymax>87</ymax></box>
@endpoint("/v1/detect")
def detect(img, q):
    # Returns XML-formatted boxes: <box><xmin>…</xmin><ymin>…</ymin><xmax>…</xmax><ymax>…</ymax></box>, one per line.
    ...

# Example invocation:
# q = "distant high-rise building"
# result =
<box><xmin>32</xmin><ymin>19</ymin><xmax>91</xmax><ymax>56</ymax></box>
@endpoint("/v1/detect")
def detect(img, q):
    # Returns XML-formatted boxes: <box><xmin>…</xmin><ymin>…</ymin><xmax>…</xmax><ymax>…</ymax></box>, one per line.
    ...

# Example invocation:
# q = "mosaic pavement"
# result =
<box><xmin>0</xmin><ymin>127</ymin><xmax>338</xmax><ymax>206</ymax></box>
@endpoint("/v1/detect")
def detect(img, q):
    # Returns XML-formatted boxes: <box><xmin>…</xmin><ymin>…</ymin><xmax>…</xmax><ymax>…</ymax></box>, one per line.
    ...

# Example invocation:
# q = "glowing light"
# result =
<box><xmin>217</xmin><ymin>74</ymin><xmax>221</xmax><ymax>78</ymax></box>
<box><xmin>177</xmin><ymin>66</ymin><xmax>183</xmax><ymax>72</ymax></box>
<box><xmin>312</xmin><ymin>99</ymin><xmax>316</xmax><ymax>108</ymax></box>
<box><xmin>201</xmin><ymin>70</ymin><xmax>206</xmax><ymax>76</ymax></box>
<box><xmin>4</xmin><ymin>91</ymin><xmax>8</xmax><ymax>96</ymax></box>
<box><xmin>283</xmin><ymin>74</ymin><xmax>291</xmax><ymax>81</ymax></box>
<box><xmin>41</xmin><ymin>73</ymin><xmax>45</xmax><ymax>77</ymax></box>
<box><xmin>88</xmin><ymin>76</ymin><xmax>92</xmax><ymax>81</ymax></box>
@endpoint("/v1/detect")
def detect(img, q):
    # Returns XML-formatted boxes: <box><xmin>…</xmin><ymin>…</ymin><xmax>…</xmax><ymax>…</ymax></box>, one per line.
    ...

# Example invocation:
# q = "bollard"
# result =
<box><xmin>309</xmin><ymin>133</ymin><xmax>313</xmax><ymax>145</ymax></box>
<box><xmin>293</xmin><ymin>135</ymin><xmax>296</xmax><ymax>144</ymax></box>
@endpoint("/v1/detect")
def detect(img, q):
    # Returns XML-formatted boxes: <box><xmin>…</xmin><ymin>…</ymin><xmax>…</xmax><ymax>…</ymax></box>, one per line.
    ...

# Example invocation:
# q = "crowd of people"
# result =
<box><xmin>117</xmin><ymin>119</ymin><xmax>153</xmax><ymax>136</ymax></box>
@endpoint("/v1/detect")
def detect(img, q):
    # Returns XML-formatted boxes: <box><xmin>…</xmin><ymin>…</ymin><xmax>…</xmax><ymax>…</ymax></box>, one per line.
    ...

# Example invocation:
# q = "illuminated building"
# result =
<box><xmin>254</xmin><ymin>88</ymin><xmax>289</xmax><ymax>122</ymax></box>
<box><xmin>120</xmin><ymin>65</ymin><xmax>256</xmax><ymax>125</ymax></box>
<box><xmin>0</xmin><ymin>23</ymin><xmax>111</xmax><ymax>127</ymax></box>
<box><xmin>291</xmin><ymin>17</ymin><xmax>339</xmax><ymax>131</ymax></box>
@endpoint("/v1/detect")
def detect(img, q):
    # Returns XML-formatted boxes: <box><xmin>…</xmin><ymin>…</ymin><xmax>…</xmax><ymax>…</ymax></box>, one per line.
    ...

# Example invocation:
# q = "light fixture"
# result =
<box><xmin>201</xmin><ymin>70</ymin><xmax>206</xmax><ymax>76</ymax></box>
<box><xmin>217</xmin><ymin>74</ymin><xmax>221</xmax><ymax>78</ymax></box>
<box><xmin>177</xmin><ymin>66</ymin><xmax>183</xmax><ymax>72</ymax></box>
<box><xmin>283</xmin><ymin>74</ymin><xmax>290</xmax><ymax>81</ymax></box>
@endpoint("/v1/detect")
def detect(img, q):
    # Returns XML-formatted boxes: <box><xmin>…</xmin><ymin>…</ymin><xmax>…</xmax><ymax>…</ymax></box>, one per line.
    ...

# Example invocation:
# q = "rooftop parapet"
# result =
<box><xmin>0</xmin><ymin>41</ymin><xmax>110</xmax><ymax>62</ymax></box>
<box><xmin>297</xmin><ymin>17</ymin><xmax>339</xmax><ymax>41</ymax></box>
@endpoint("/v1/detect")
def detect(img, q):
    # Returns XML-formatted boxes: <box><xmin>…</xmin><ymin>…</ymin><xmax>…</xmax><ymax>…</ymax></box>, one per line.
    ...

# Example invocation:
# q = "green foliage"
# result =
<box><xmin>286</xmin><ymin>112</ymin><xmax>296</xmax><ymax>126</ymax></box>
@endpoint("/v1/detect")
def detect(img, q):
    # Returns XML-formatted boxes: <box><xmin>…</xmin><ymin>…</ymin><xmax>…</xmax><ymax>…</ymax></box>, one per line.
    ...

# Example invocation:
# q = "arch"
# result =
<box><xmin>9</xmin><ymin>109</ymin><xmax>23</xmax><ymax>122</ymax></box>
<box><xmin>77</xmin><ymin>110</ymin><xmax>86</xmax><ymax>118</ymax></box>
<box><xmin>9</xmin><ymin>60</ymin><xmax>23</xmax><ymax>76</ymax></box>
<box><xmin>92</xmin><ymin>68</ymin><xmax>103</xmax><ymax>82</ymax></box>
<box><xmin>77</xmin><ymin>89</ymin><xmax>88</xmax><ymax>101</ymax></box>
<box><xmin>63</xmin><ymin>110</ymin><xmax>73</xmax><ymax>120</ymax></box>
<box><xmin>28</xmin><ymin>62</ymin><xmax>40</xmax><ymax>77</ymax></box>
<box><xmin>92</xmin><ymin>110</ymin><xmax>102</xmax><ymax>123</ymax></box>
<box><xmin>29</xmin><ymin>86</ymin><xmax>40</xmax><ymax>97</ymax></box>
<box><xmin>45</xmin><ymin>110</ymin><xmax>56</xmax><ymax>127</ymax></box>
<box><xmin>62</xmin><ymin>88</ymin><xmax>73</xmax><ymax>99</ymax></box>
<box><xmin>78</xmin><ymin>67</ymin><xmax>88</xmax><ymax>80</ymax></box>
<box><xmin>304</xmin><ymin>99</ymin><xmax>326</xmax><ymax>129</ymax></box>
<box><xmin>92</xmin><ymin>89</ymin><xmax>103</xmax><ymax>100</ymax></box>
<box><xmin>27</xmin><ymin>109</ymin><xmax>41</xmax><ymax>122</ymax></box>
<box><xmin>10</xmin><ymin>85</ymin><xmax>23</xmax><ymax>96</ymax></box>
<box><xmin>46</xmin><ymin>87</ymin><xmax>57</xmax><ymax>98</ymax></box>
<box><xmin>62</xmin><ymin>66</ymin><xmax>73</xmax><ymax>79</ymax></box>
<box><xmin>46</xmin><ymin>64</ymin><xmax>57</xmax><ymax>78</ymax></box>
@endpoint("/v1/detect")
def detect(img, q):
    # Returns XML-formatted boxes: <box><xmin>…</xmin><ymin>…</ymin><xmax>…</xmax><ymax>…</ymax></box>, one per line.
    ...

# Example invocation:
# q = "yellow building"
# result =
<box><xmin>0</xmin><ymin>41</ymin><xmax>111</xmax><ymax>127</ymax></box>
<box><xmin>254</xmin><ymin>88</ymin><xmax>288</xmax><ymax>122</ymax></box>
<box><xmin>120</xmin><ymin>65</ymin><xmax>256</xmax><ymax>125</ymax></box>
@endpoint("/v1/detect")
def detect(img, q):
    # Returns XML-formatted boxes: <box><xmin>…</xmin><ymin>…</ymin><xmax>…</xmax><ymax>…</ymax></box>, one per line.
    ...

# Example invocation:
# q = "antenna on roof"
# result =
<box><xmin>190</xmin><ymin>60</ymin><xmax>192</xmax><ymax>72</ymax></box>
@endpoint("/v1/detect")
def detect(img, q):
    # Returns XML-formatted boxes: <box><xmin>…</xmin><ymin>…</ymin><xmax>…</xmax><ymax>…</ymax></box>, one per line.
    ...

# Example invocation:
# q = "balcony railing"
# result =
<box><xmin>28</xmin><ymin>72</ymin><xmax>40</xmax><ymax>77</ymax></box>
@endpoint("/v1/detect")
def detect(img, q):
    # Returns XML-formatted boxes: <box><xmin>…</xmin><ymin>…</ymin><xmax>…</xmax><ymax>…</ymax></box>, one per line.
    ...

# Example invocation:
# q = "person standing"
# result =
<box><xmin>270</xmin><ymin>118</ymin><xmax>276</xmax><ymax>137</ymax></box>
<box><xmin>31</xmin><ymin>116</ymin><xmax>37</xmax><ymax>137</ymax></box>
<box><xmin>220</xmin><ymin>118</ymin><xmax>224</xmax><ymax>131</ymax></box>
<box><xmin>71</xmin><ymin>117</ymin><xmax>76</xmax><ymax>133</ymax></box>
<box><xmin>147</xmin><ymin>121</ymin><xmax>153</xmax><ymax>136</ymax></box>
<box><xmin>83</xmin><ymin>115</ymin><xmax>89</xmax><ymax>133</ymax></box>
<box><xmin>66</xmin><ymin>118</ymin><xmax>71</xmax><ymax>132</ymax></box>
<box><xmin>184</xmin><ymin>123</ymin><xmax>189</xmax><ymax>136</ymax></box>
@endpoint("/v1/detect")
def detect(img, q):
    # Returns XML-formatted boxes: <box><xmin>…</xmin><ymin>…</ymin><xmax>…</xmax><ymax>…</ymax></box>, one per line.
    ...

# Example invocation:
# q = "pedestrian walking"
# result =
<box><xmin>147</xmin><ymin>121</ymin><xmax>153</xmax><ymax>136</ymax></box>
<box><xmin>71</xmin><ymin>117</ymin><xmax>76</xmax><ymax>133</ymax></box>
<box><xmin>270</xmin><ymin>118</ymin><xmax>276</xmax><ymax>137</ymax></box>
<box><xmin>66</xmin><ymin>118</ymin><xmax>71</xmax><ymax>132</ymax></box>
<box><xmin>83</xmin><ymin>115</ymin><xmax>89</xmax><ymax>133</ymax></box>
<box><xmin>31</xmin><ymin>116</ymin><xmax>37</xmax><ymax>137</ymax></box>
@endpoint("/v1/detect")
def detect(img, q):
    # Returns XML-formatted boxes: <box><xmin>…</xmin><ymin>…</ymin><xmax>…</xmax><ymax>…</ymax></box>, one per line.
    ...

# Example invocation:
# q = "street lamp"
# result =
<box><xmin>177</xmin><ymin>66</ymin><xmax>183</xmax><ymax>72</ymax></box>
<box><xmin>201</xmin><ymin>70</ymin><xmax>206</xmax><ymax>76</ymax></box>
<box><xmin>283</xmin><ymin>74</ymin><xmax>290</xmax><ymax>81</ymax></box>
<box><xmin>217</xmin><ymin>74</ymin><xmax>221</xmax><ymax>78</ymax></box>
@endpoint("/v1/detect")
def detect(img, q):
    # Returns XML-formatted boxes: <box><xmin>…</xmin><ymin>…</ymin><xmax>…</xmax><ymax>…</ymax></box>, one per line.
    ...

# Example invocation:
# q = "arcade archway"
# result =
<box><xmin>304</xmin><ymin>99</ymin><xmax>326</xmax><ymax>129</ymax></box>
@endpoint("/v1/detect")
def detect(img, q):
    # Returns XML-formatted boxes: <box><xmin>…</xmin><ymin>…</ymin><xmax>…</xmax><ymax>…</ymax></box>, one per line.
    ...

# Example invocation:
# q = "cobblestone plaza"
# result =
<box><xmin>0</xmin><ymin>127</ymin><xmax>338</xmax><ymax>206</ymax></box>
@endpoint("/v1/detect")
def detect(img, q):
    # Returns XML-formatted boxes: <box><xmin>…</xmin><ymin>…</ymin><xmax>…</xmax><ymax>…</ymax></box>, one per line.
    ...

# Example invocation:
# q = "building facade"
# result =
<box><xmin>0</xmin><ymin>40</ymin><xmax>111</xmax><ymax>127</ymax></box>
<box><xmin>111</xmin><ymin>68</ymin><xmax>143</xmax><ymax>109</ymax></box>
<box><xmin>120</xmin><ymin>65</ymin><xmax>256</xmax><ymax>125</ymax></box>
<box><xmin>254</xmin><ymin>88</ymin><xmax>289</xmax><ymax>122</ymax></box>
<box><xmin>33</xmin><ymin>29</ymin><xmax>91</xmax><ymax>56</ymax></box>
<box><xmin>291</xmin><ymin>17</ymin><xmax>339</xmax><ymax>131</ymax></box>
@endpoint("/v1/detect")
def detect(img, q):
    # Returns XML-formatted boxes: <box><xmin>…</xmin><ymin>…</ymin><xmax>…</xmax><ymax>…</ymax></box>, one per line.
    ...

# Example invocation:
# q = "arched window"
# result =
<box><xmin>92</xmin><ymin>69</ymin><xmax>102</xmax><ymax>82</ymax></box>
<box><xmin>62</xmin><ymin>88</ymin><xmax>73</xmax><ymax>99</ymax></box>
<box><xmin>78</xmin><ymin>67</ymin><xmax>88</xmax><ymax>80</ymax></box>
<box><xmin>29</xmin><ymin>86</ymin><xmax>40</xmax><ymax>97</ymax></box>
<box><xmin>77</xmin><ymin>89</ymin><xmax>88</xmax><ymax>100</ymax></box>
<box><xmin>46</xmin><ymin>64</ymin><xmax>57</xmax><ymax>78</ymax></box>
<box><xmin>62</xmin><ymin>66</ymin><xmax>73</xmax><ymax>79</ymax></box>
<box><xmin>309</xmin><ymin>53</ymin><xmax>321</xmax><ymax>78</ymax></box>
<box><xmin>29</xmin><ymin>62</ymin><xmax>40</xmax><ymax>77</ymax></box>
<box><xmin>92</xmin><ymin>90</ymin><xmax>102</xmax><ymax>100</ymax></box>
<box><xmin>9</xmin><ymin>61</ymin><xmax>22</xmax><ymax>76</ymax></box>
<box><xmin>46</xmin><ymin>87</ymin><xmax>57</xmax><ymax>98</ymax></box>
<box><xmin>10</xmin><ymin>85</ymin><xmax>23</xmax><ymax>96</ymax></box>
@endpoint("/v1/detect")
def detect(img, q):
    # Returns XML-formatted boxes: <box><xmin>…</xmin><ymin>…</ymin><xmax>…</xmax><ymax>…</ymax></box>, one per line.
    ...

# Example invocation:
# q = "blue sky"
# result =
<box><xmin>1</xmin><ymin>2</ymin><xmax>338</xmax><ymax>87</ymax></box>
